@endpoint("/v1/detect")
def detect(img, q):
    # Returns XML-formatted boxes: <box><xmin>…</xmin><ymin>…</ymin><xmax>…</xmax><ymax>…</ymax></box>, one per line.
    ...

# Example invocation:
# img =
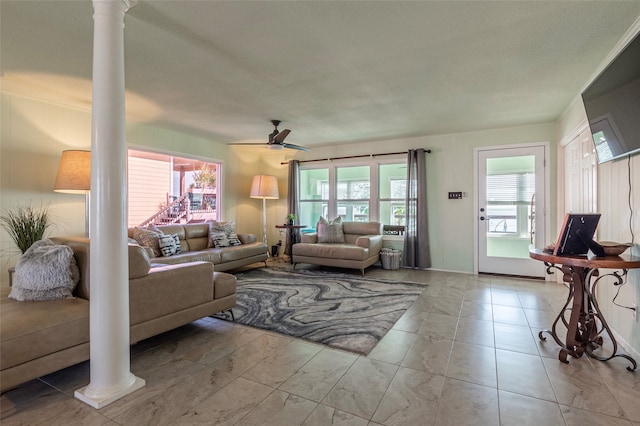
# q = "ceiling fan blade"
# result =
<box><xmin>282</xmin><ymin>142</ymin><xmax>310</xmax><ymax>151</ymax></box>
<box><xmin>268</xmin><ymin>129</ymin><xmax>279</xmax><ymax>144</ymax></box>
<box><xmin>273</xmin><ymin>129</ymin><xmax>291</xmax><ymax>144</ymax></box>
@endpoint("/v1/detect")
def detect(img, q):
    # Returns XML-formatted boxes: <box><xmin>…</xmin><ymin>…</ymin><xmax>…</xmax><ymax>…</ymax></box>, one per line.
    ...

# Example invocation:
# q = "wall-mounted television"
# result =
<box><xmin>581</xmin><ymin>32</ymin><xmax>640</xmax><ymax>164</ymax></box>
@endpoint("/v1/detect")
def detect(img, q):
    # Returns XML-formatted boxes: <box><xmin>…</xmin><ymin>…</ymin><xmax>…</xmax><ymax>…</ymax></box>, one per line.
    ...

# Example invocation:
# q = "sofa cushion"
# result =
<box><xmin>129</xmin><ymin>262</ymin><xmax>214</xmax><ymax>325</ymax></box>
<box><xmin>342</xmin><ymin>221</ymin><xmax>383</xmax><ymax>236</ymax></box>
<box><xmin>293</xmin><ymin>243</ymin><xmax>370</xmax><ymax>261</ymax></box>
<box><xmin>150</xmin><ymin>249</ymin><xmax>222</xmax><ymax>265</ymax></box>
<box><xmin>0</xmin><ymin>292</ymin><xmax>89</xmax><ymax>370</ymax></box>
<box><xmin>219</xmin><ymin>242</ymin><xmax>268</xmax><ymax>263</ymax></box>
<box><xmin>317</xmin><ymin>216</ymin><xmax>345</xmax><ymax>243</ymax></box>
<box><xmin>9</xmin><ymin>239</ymin><xmax>80</xmax><ymax>302</ymax></box>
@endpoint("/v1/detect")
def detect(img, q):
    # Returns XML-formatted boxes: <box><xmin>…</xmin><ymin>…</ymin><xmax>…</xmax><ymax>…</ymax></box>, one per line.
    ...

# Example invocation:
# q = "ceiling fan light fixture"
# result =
<box><xmin>268</xmin><ymin>144</ymin><xmax>284</xmax><ymax>150</ymax></box>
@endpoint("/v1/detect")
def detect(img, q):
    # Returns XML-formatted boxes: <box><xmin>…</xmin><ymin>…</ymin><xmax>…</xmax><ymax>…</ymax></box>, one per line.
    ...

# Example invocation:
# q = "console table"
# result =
<box><xmin>529</xmin><ymin>249</ymin><xmax>640</xmax><ymax>371</ymax></box>
<box><xmin>275</xmin><ymin>224</ymin><xmax>306</xmax><ymax>264</ymax></box>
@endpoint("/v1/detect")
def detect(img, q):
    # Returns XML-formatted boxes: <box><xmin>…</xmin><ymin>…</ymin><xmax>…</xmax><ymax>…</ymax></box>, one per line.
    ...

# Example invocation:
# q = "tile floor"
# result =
<box><xmin>2</xmin><ymin>265</ymin><xmax>640</xmax><ymax>426</ymax></box>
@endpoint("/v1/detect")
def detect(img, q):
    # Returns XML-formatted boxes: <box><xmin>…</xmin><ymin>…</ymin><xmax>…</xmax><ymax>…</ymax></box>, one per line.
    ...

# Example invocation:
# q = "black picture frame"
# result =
<box><xmin>553</xmin><ymin>213</ymin><xmax>602</xmax><ymax>256</ymax></box>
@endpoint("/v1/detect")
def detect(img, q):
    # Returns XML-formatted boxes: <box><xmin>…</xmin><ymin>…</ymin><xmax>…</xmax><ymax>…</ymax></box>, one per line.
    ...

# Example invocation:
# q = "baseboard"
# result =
<box><xmin>611</xmin><ymin>329</ymin><xmax>640</xmax><ymax>361</ymax></box>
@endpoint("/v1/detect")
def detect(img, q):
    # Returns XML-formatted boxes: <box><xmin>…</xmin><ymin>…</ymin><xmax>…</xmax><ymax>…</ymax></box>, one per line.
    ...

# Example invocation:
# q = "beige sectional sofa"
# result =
<box><xmin>0</xmin><ymin>237</ymin><xmax>237</xmax><ymax>393</ymax></box>
<box><xmin>292</xmin><ymin>221</ymin><xmax>383</xmax><ymax>275</ymax></box>
<box><xmin>128</xmin><ymin>223</ymin><xmax>268</xmax><ymax>271</ymax></box>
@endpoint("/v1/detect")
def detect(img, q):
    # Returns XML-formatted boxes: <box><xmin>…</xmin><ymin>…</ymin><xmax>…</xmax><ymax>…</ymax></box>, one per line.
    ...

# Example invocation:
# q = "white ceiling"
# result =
<box><xmin>2</xmin><ymin>1</ymin><xmax>639</xmax><ymax>148</ymax></box>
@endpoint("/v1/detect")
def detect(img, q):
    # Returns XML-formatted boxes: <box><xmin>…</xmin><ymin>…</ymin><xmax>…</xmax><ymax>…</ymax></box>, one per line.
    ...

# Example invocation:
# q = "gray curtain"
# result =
<box><xmin>403</xmin><ymin>149</ymin><xmax>431</xmax><ymax>268</ymax></box>
<box><xmin>285</xmin><ymin>160</ymin><xmax>300</xmax><ymax>255</ymax></box>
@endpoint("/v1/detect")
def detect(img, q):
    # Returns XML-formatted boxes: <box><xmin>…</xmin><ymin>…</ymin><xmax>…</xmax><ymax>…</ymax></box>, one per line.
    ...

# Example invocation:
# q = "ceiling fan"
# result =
<box><xmin>267</xmin><ymin>120</ymin><xmax>309</xmax><ymax>151</ymax></box>
<box><xmin>231</xmin><ymin>120</ymin><xmax>309</xmax><ymax>151</ymax></box>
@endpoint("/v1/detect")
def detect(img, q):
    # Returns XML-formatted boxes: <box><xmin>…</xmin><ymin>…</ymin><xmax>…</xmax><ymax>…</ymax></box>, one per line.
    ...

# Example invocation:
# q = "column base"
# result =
<box><xmin>75</xmin><ymin>375</ymin><xmax>145</xmax><ymax>409</ymax></box>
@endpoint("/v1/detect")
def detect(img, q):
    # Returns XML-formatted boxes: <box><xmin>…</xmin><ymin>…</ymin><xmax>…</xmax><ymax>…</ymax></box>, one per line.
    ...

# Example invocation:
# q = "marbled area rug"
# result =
<box><xmin>221</xmin><ymin>268</ymin><xmax>427</xmax><ymax>355</ymax></box>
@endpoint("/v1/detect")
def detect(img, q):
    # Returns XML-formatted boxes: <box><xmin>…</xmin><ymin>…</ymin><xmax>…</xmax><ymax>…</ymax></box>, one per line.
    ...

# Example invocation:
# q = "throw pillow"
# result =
<box><xmin>210</xmin><ymin>231</ymin><xmax>230</xmax><ymax>248</ymax></box>
<box><xmin>158</xmin><ymin>233</ymin><xmax>181</xmax><ymax>256</ymax></box>
<box><xmin>227</xmin><ymin>232</ymin><xmax>243</xmax><ymax>246</ymax></box>
<box><xmin>207</xmin><ymin>220</ymin><xmax>241</xmax><ymax>248</ymax></box>
<box><xmin>133</xmin><ymin>227</ymin><xmax>163</xmax><ymax>257</ymax></box>
<box><xmin>9</xmin><ymin>239</ymin><xmax>80</xmax><ymax>301</ymax></box>
<box><xmin>317</xmin><ymin>216</ymin><xmax>345</xmax><ymax>243</ymax></box>
<box><xmin>147</xmin><ymin>223</ymin><xmax>163</xmax><ymax>234</ymax></box>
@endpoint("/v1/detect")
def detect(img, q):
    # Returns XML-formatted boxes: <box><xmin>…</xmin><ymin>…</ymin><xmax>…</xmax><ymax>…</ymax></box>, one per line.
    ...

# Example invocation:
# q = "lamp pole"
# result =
<box><xmin>262</xmin><ymin>197</ymin><xmax>268</xmax><ymax>247</ymax></box>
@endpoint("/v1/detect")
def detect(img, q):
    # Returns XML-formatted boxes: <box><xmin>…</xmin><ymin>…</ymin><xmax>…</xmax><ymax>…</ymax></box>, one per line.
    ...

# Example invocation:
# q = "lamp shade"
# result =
<box><xmin>53</xmin><ymin>150</ymin><xmax>91</xmax><ymax>194</ymax></box>
<box><xmin>250</xmin><ymin>174</ymin><xmax>279</xmax><ymax>199</ymax></box>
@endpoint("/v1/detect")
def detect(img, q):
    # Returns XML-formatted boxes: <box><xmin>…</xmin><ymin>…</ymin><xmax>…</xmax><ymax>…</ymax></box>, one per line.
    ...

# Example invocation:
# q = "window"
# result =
<box><xmin>337</xmin><ymin>166</ymin><xmax>370</xmax><ymax>222</ymax></box>
<box><xmin>128</xmin><ymin>149</ymin><xmax>221</xmax><ymax>227</ymax></box>
<box><xmin>379</xmin><ymin>163</ymin><xmax>407</xmax><ymax>226</ymax></box>
<box><xmin>299</xmin><ymin>159</ymin><xmax>405</xmax><ymax>228</ymax></box>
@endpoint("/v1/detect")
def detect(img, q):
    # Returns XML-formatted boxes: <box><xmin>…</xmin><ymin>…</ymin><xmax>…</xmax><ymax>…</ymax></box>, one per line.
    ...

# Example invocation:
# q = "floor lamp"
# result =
<box><xmin>54</xmin><ymin>150</ymin><xmax>91</xmax><ymax>237</ymax></box>
<box><xmin>250</xmin><ymin>174</ymin><xmax>279</xmax><ymax>253</ymax></box>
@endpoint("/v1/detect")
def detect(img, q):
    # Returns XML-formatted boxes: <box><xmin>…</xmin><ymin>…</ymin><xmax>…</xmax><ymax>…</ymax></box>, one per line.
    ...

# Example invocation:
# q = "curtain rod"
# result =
<box><xmin>280</xmin><ymin>149</ymin><xmax>431</xmax><ymax>165</ymax></box>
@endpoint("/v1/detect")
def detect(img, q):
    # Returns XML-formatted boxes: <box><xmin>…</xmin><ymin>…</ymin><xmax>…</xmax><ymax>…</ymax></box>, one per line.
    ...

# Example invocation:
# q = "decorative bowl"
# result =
<box><xmin>597</xmin><ymin>241</ymin><xmax>632</xmax><ymax>256</ymax></box>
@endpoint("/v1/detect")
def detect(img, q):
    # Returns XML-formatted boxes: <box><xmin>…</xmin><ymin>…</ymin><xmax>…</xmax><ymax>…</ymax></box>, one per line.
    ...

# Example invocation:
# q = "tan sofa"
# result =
<box><xmin>128</xmin><ymin>223</ymin><xmax>268</xmax><ymax>272</ymax></box>
<box><xmin>0</xmin><ymin>237</ymin><xmax>237</xmax><ymax>393</ymax></box>
<box><xmin>292</xmin><ymin>221</ymin><xmax>383</xmax><ymax>275</ymax></box>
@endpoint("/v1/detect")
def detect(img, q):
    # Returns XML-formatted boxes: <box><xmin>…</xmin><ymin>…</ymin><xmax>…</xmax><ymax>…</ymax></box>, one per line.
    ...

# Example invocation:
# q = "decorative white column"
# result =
<box><xmin>74</xmin><ymin>0</ymin><xmax>144</xmax><ymax>409</ymax></box>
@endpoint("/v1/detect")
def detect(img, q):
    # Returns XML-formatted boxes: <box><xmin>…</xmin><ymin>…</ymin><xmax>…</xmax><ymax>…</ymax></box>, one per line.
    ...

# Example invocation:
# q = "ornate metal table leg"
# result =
<box><xmin>584</xmin><ymin>269</ymin><xmax>637</xmax><ymax>372</ymax></box>
<box><xmin>539</xmin><ymin>263</ymin><xmax>574</xmax><ymax>351</ymax></box>
<box><xmin>561</xmin><ymin>266</ymin><xmax>587</xmax><ymax>361</ymax></box>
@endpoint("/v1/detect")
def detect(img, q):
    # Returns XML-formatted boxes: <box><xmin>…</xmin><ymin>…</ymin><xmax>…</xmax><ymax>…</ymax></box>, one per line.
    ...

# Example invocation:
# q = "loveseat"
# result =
<box><xmin>292</xmin><ymin>221</ymin><xmax>383</xmax><ymax>275</ymax></box>
<box><xmin>128</xmin><ymin>222</ymin><xmax>268</xmax><ymax>271</ymax></box>
<box><xmin>0</xmin><ymin>237</ymin><xmax>237</xmax><ymax>393</ymax></box>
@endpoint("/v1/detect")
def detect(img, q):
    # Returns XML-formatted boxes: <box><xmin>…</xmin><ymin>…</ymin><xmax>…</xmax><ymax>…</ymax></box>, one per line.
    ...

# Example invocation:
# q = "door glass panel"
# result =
<box><xmin>485</xmin><ymin>155</ymin><xmax>535</xmax><ymax>259</ymax></box>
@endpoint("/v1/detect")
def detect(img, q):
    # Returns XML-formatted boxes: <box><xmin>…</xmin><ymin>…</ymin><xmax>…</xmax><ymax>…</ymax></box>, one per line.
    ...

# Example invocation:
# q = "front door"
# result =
<box><xmin>477</xmin><ymin>145</ymin><xmax>546</xmax><ymax>278</ymax></box>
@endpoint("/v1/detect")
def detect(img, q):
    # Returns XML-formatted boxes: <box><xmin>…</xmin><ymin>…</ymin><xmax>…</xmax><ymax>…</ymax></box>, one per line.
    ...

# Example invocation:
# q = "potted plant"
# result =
<box><xmin>285</xmin><ymin>213</ymin><xmax>298</xmax><ymax>225</ymax></box>
<box><xmin>0</xmin><ymin>203</ymin><xmax>54</xmax><ymax>254</ymax></box>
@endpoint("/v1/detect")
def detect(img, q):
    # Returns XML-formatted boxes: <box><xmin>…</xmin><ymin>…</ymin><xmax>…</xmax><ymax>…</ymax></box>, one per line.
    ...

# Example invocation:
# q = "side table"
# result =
<box><xmin>275</xmin><ymin>224</ymin><xmax>306</xmax><ymax>264</ymax></box>
<box><xmin>529</xmin><ymin>249</ymin><xmax>640</xmax><ymax>371</ymax></box>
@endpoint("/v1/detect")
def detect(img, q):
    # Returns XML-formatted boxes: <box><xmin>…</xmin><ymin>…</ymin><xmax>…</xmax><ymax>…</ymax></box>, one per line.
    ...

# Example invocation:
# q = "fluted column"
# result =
<box><xmin>74</xmin><ymin>0</ymin><xmax>144</xmax><ymax>409</ymax></box>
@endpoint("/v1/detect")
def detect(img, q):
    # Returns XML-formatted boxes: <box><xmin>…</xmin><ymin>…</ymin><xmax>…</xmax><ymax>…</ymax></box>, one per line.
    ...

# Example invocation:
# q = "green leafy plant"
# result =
<box><xmin>285</xmin><ymin>213</ymin><xmax>298</xmax><ymax>224</ymax></box>
<box><xmin>0</xmin><ymin>203</ymin><xmax>53</xmax><ymax>254</ymax></box>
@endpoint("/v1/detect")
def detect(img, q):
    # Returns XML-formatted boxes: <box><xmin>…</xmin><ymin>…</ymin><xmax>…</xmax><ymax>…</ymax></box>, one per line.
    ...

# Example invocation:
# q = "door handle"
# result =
<box><xmin>480</xmin><ymin>216</ymin><xmax>485</xmax><ymax>221</ymax></box>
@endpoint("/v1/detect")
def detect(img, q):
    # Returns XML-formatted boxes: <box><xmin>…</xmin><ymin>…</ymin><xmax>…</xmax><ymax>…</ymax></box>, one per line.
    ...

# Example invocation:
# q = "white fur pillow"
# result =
<box><xmin>9</xmin><ymin>239</ymin><xmax>80</xmax><ymax>301</ymax></box>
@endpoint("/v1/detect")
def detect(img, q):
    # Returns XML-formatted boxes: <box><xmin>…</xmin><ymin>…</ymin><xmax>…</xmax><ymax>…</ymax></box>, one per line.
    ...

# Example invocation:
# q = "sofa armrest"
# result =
<box><xmin>301</xmin><ymin>233</ymin><xmax>318</xmax><ymax>244</ymax></box>
<box><xmin>355</xmin><ymin>235</ymin><xmax>383</xmax><ymax>256</ymax></box>
<box><xmin>238</xmin><ymin>233</ymin><xmax>257</xmax><ymax>245</ymax></box>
